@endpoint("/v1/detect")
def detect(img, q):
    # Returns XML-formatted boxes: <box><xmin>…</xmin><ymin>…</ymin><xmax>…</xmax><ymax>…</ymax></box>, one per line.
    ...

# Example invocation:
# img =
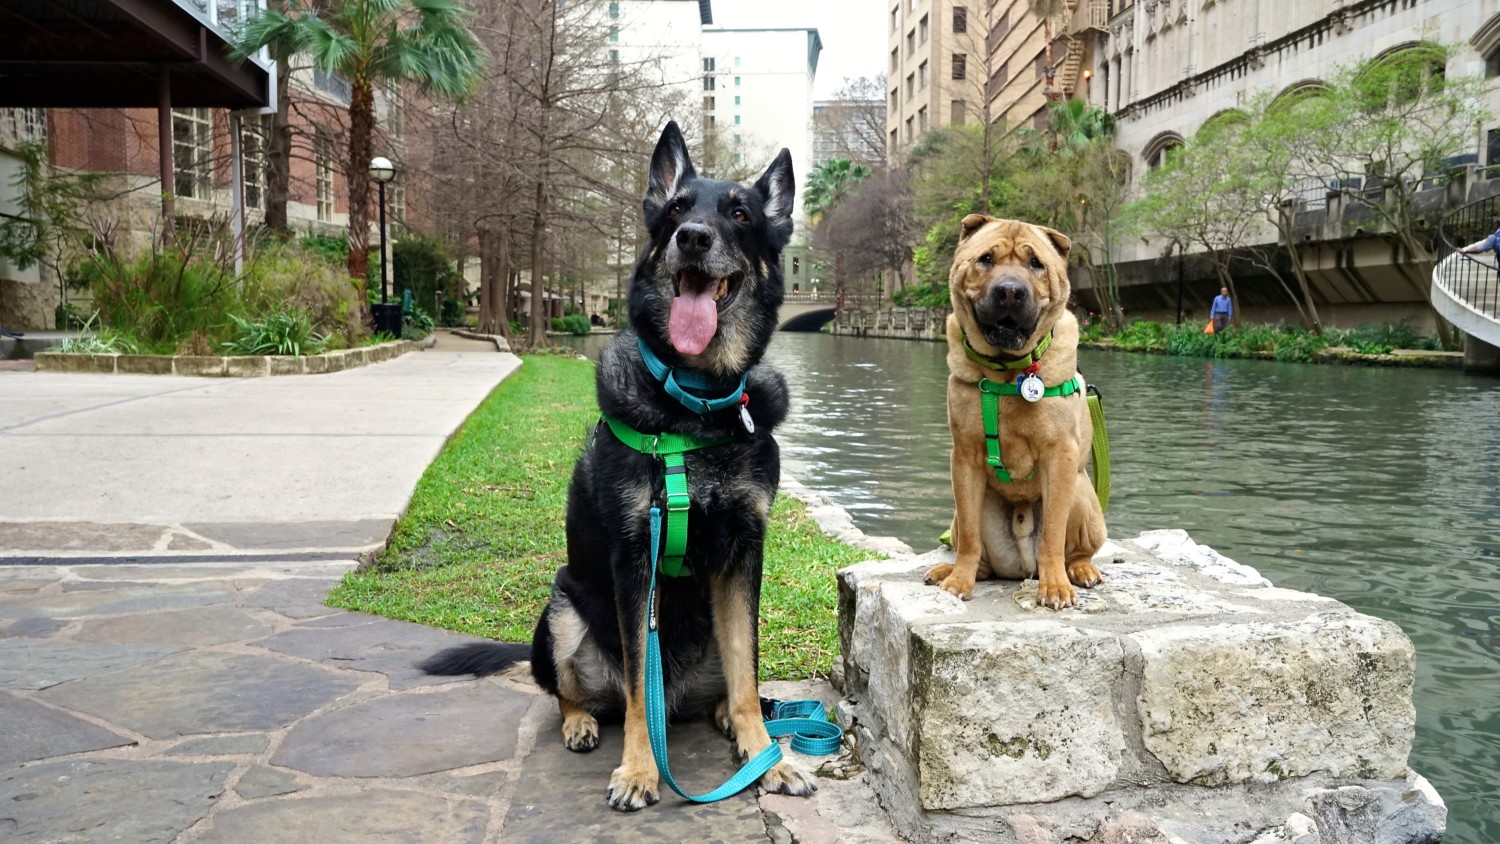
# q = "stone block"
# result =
<box><xmin>174</xmin><ymin>355</ymin><xmax>227</xmax><ymax>377</ymax></box>
<box><xmin>33</xmin><ymin>352</ymin><xmax>117</xmax><ymax>373</ymax></box>
<box><xmin>837</xmin><ymin>531</ymin><xmax>1436</xmax><ymax>843</ymax></box>
<box><xmin>269</xmin><ymin>355</ymin><xmax>306</xmax><ymax>375</ymax></box>
<box><xmin>115</xmin><ymin>354</ymin><xmax>174</xmax><ymax>375</ymax></box>
<box><xmin>224</xmin><ymin>355</ymin><xmax>270</xmax><ymax>377</ymax></box>
<box><xmin>1135</xmin><ymin>612</ymin><xmax>1414</xmax><ymax>786</ymax></box>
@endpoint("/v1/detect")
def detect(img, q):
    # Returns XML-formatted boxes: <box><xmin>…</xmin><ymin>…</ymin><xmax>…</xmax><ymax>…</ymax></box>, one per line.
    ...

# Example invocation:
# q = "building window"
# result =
<box><xmin>735</xmin><ymin>56</ymin><xmax>741</xmax><ymax>67</ymax></box>
<box><xmin>890</xmin><ymin>128</ymin><xmax>898</xmax><ymax>149</ymax></box>
<box><xmin>953</xmin><ymin>7</ymin><xmax>967</xmax><ymax>33</ymax></box>
<box><xmin>704</xmin><ymin>95</ymin><xmax>715</xmax><ymax>111</ymax></box>
<box><xmin>315</xmin><ymin>130</ymin><xmax>334</xmax><ymax>222</ymax></box>
<box><xmin>891</xmin><ymin>48</ymin><xmax>898</xmax><ymax>74</ymax></box>
<box><xmin>609</xmin><ymin>26</ymin><xmax>618</xmax><ymax>42</ymax></box>
<box><xmin>919</xmin><ymin>14</ymin><xmax>929</xmax><ymax>44</ymax></box>
<box><xmin>390</xmin><ymin>183</ymin><xmax>405</xmax><ymax>223</ymax></box>
<box><xmin>905</xmin><ymin>116</ymin><xmax>914</xmax><ymax>143</ymax></box>
<box><xmin>951</xmin><ymin>99</ymin><xmax>965</xmax><ymax>125</ymax></box>
<box><xmin>906</xmin><ymin>73</ymin><xmax>914</xmax><ymax>99</ymax></box>
<box><xmin>386</xmin><ymin>85</ymin><xmax>404</xmax><ymax>140</ymax></box>
<box><xmin>734</xmin><ymin>76</ymin><xmax>741</xmax><ymax>86</ymax></box>
<box><xmin>609</xmin><ymin>49</ymin><xmax>619</xmax><ymax>64</ymax></box>
<box><xmin>241</xmin><ymin>115</ymin><xmax>268</xmax><ymax>210</ymax></box>
<box><xmin>704</xmin><ymin>57</ymin><xmax>716</xmax><ymax>72</ymax></box>
<box><xmin>734</xmin><ymin>114</ymin><xmax>741</xmax><ymax>125</ymax></box>
<box><xmin>919</xmin><ymin>61</ymin><xmax>928</xmax><ymax>89</ymax></box>
<box><xmin>1488</xmin><ymin>127</ymin><xmax>1500</xmax><ymax>177</ymax></box>
<box><xmin>891</xmin><ymin>6</ymin><xmax>897</xmax><ymax>33</ymax></box>
<box><xmin>890</xmin><ymin>88</ymin><xmax>899</xmax><ymax>112</ymax></box>
<box><xmin>734</xmin><ymin>134</ymin><xmax>741</xmax><ymax>144</ymax></box>
<box><xmin>704</xmin><ymin>75</ymin><xmax>716</xmax><ymax>91</ymax></box>
<box><xmin>609</xmin><ymin>1</ymin><xmax>618</xmax><ymax>17</ymax></box>
<box><xmin>907</xmin><ymin>29</ymin><xmax>915</xmax><ymax>57</ymax></box>
<box><xmin>735</xmin><ymin>95</ymin><xmax>741</xmax><ymax>105</ymax></box>
<box><xmin>918</xmin><ymin>105</ymin><xmax>928</xmax><ymax>133</ymax></box>
<box><xmin>952</xmin><ymin>54</ymin><xmax>966</xmax><ymax>80</ymax></box>
<box><xmin>172</xmin><ymin>107</ymin><xmax>213</xmax><ymax>201</ymax></box>
<box><xmin>0</xmin><ymin>107</ymin><xmax>46</xmax><ymax>147</ymax></box>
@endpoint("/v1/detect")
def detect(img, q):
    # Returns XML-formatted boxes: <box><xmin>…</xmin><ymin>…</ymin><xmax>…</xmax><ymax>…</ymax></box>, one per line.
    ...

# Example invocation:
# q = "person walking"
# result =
<box><xmin>1458</xmin><ymin>215</ymin><xmax>1500</xmax><ymax>269</ymax></box>
<box><xmin>1210</xmin><ymin>287</ymin><xmax>1233</xmax><ymax>335</ymax></box>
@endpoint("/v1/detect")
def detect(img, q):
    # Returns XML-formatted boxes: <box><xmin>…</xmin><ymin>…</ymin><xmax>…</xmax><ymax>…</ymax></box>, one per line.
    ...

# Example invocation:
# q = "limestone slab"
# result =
<box><xmin>1134</xmin><ymin>611</ymin><xmax>1415</xmax><ymax>786</ymax></box>
<box><xmin>503</xmin><ymin>714</ymin><xmax>768</xmax><ymax>844</ymax></box>
<box><xmin>272</xmin><ymin>682</ymin><xmax>530</xmax><ymax>777</ymax></box>
<box><xmin>0</xmin><ymin>581</ymin><xmax>236</xmax><ymax>619</ymax></box>
<box><xmin>238</xmin><ymin>577</ymin><xmax>341</xmax><ymax>618</ymax></box>
<box><xmin>0</xmin><ymin>758</ymin><xmax>232</xmax><ymax>842</ymax></box>
<box><xmin>184</xmin><ymin>518</ymin><xmax>392</xmax><ymax>550</ymax></box>
<box><xmin>0</xmin><ymin>691</ymin><xmax>135</xmax><ymax>768</ymax></box>
<box><xmin>194</xmin><ymin>789</ymin><xmax>487</xmax><ymax>843</ymax></box>
<box><xmin>234</xmin><ymin>764</ymin><xmax>305</xmax><ymax>799</ymax></box>
<box><xmin>253</xmin><ymin>616</ymin><xmax>504</xmax><ymax>689</ymax></box>
<box><xmin>0</xmin><ymin>639</ymin><xmax>182</xmax><ymax>690</ymax></box>
<box><xmin>163</xmin><ymin>733</ymin><xmax>271</xmax><ymax>756</ymax></box>
<box><xmin>0</xmin><ymin>520</ymin><xmax>166</xmax><ymax>553</ymax></box>
<box><xmin>910</xmin><ymin>620</ymin><xmax>1127</xmax><ymax>809</ymax></box>
<box><xmin>37</xmin><ymin>650</ymin><xmax>362</xmax><ymax>738</ymax></box>
<box><xmin>74</xmin><ymin>606</ymin><xmax>273</xmax><ymax>647</ymax></box>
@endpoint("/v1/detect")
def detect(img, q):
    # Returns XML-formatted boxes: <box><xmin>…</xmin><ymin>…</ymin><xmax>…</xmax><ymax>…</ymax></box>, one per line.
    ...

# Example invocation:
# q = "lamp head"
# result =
<box><xmin>369</xmin><ymin>156</ymin><xmax>396</xmax><ymax>184</ymax></box>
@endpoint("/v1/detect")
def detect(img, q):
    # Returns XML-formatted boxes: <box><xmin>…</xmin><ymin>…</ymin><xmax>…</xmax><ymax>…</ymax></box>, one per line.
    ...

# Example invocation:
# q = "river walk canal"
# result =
<box><xmin>566</xmin><ymin>330</ymin><xmax>1500</xmax><ymax>843</ymax></box>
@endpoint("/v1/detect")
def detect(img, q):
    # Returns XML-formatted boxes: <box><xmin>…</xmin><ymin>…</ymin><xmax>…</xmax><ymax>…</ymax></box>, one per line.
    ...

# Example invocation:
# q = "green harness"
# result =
<box><xmin>601</xmin><ymin>414</ymin><xmax>729</xmax><ymax>577</ymax></box>
<box><xmin>963</xmin><ymin>328</ymin><xmax>1112</xmax><ymax>511</ymax></box>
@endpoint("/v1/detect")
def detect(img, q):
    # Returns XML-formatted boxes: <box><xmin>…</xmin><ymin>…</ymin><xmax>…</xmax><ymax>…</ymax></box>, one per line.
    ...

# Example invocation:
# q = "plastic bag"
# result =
<box><xmin>1204</xmin><ymin>319</ymin><xmax>1215</xmax><ymax>335</ymax></box>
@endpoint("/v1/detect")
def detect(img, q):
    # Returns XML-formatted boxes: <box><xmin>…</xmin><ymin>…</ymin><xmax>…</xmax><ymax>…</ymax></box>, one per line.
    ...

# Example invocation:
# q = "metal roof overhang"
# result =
<box><xmin>0</xmin><ymin>0</ymin><xmax>272</xmax><ymax>109</ymax></box>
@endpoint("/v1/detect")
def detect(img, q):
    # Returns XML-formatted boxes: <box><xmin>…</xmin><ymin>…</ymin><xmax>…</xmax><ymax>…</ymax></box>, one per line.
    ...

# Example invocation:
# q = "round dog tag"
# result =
<box><xmin>1018</xmin><ymin>373</ymin><xmax>1045</xmax><ymax>403</ymax></box>
<box><xmin>739</xmin><ymin>403</ymin><xmax>756</xmax><ymax>434</ymax></box>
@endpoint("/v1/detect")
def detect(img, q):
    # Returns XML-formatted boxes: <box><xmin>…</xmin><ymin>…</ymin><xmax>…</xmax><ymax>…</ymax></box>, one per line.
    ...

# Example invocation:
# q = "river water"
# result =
<box><xmin>565</xmin><ymin>331</ymin><xmax>1500</xmax><ymax>842</ymax></box>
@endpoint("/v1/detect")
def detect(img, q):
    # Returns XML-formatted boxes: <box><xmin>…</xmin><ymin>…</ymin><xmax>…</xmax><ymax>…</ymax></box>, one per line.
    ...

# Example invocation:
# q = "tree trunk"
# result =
<box><xmin>265</xmin><ymin>53</ymin><xmax>292</xmax><ymax>233</ymax></box>
<box><xmin>528</xmin><ymin>174</ymin><xmax>549</xmax><ymax>348</ymax></box>
<box><xmin>346</xmin><ymin>80</ymin><xmax>375</xmax><ymax>298</ymax></box>
<box><xmin>477</xmin><ymin>227</ymin><xmax>495</xmax><ymax>332</ymax></box>
<box><xmin>495</xmin><ymin>226</ymin><xmax>511</xmax><ymax>339</ymax></box>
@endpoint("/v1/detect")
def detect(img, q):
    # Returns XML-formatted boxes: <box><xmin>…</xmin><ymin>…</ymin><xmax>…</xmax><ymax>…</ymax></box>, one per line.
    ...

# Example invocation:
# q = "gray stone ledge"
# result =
<box><xmin>34</xmin><ymin>339</ymin><xmax>422</xmax><ymax>377</ymax></box>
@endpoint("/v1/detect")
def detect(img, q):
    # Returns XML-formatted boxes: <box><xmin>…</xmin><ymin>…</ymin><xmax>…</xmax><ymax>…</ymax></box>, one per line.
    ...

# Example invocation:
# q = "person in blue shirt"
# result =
<box><xmin>1459</xmin><ymin>215</ymin><xmax>1500</xmax><ymax>264</ymax></box>
<box><xmin>1210</xmin><ymin>287</ymin><xmax>1233</xmax><ymax>335</ymax></box>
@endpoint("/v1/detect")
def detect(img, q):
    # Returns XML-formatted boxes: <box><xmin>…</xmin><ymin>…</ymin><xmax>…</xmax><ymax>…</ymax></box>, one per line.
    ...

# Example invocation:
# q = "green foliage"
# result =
<box><xmin>222</xmin><ymin>310</ymin><xmax>327</xmax><ymax>356</ymax></box>
<box><xmin>1098</xmin><ymin>318</ymin><xmax>1450</xmax><ymax>361</ymax></box>
<box><xmin>803</xmin><ymin>157</ymin><xmax>872</xmax><ymax>223</ymax></box>
<box><xmin>404</xmin><ymin>304</ymin><xmax>435</xmax><ymax>339</ymax></box>
<box><xmin>325</xmin><ymin>356</ymin><xmax>873</xmax><ymax>679</ymax></box>
<box><xmin>550</xmin><ymin>314</ymin><xmax>591</xmax><ymax>336</ymax></box>
<box><xmin>392</xmin><ymin>234</ymin><xmax>463</xmax><ymax>317</ymax></box>
<box><xmin>79</xmin><ymin>248</ymin><xmax>238</xmax><ymax>353</ymax></box>
<box><xmin>508</xmin><ymin>320</ymin><xmax>525</xmax><ymax>336</ymax></box>
<box><xmin>891</xmin><ymin>282</ymin><xmax>950</xmax><ymax>308</ymax></box>
<box><xmin>240</xmin><ymin>240</ymin><xmax>365</xmax><ymax>343</ymax></box>
<box><xmin>0</xmin><ymin>142</ymin><xmax>104</xmax><ymax>276</ymax></box>
<box><xmin>299</xmin><ymin>233</ymin><xmax>350</xmax><ymax>266</ymax></box>
<box><xmin>55</xmin><ymin>311</ymin><xmax>138</xmax><ymax>354</ymax></box>
<box><xmin>439</xmin><ymin>297</ymin><xmax>466</xmax><ymax>327</ymax></box>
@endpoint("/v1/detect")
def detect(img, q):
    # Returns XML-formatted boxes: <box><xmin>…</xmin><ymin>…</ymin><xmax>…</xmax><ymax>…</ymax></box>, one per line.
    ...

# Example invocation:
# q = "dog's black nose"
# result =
<box><xmin>675</xmin><ymin>223</ymin><xmax>713</xmax><ymax>256</ymax></box>
<box><xmin>992</xmin><ymin>282</ymin><xmax>1028</xmax><ymax>309</ymax></box>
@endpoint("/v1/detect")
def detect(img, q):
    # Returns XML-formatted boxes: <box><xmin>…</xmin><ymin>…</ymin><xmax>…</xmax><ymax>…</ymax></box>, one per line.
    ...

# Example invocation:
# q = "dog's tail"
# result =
<box><xmin>419</xmin><ymin>642</ymin><xmax>530</xmax><ymax>677</ymax></box>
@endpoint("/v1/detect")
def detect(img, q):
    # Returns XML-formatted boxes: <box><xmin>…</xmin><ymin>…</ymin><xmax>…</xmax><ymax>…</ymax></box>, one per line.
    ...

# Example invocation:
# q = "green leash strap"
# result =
<box><xmin>962</xmin><ymin>328</ymin><xmax>1054</xmax><ymax>371</ymax></box>
<box><xmin>601</xmin><ymin>415</ymin><xmax>731</xmax><ymax>577</ymax></box>
<box><xmin>1086</xmin><ymin>387</ymin><xmax>1110</xmax><ymax>512</ymax></box>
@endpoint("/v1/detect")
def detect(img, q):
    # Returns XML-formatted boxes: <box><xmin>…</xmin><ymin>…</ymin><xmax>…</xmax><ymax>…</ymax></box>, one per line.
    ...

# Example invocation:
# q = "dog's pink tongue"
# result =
<box><xmin>669</xmin><ymin>283</ymin><xmax>718</xmax><ymax>356</ymax></box>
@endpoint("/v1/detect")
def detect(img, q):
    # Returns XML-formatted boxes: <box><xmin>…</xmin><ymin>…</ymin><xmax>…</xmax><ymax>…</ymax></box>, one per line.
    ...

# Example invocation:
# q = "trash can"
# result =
<box><xmin>371</xmin><ymin>303</ymin><xmax>403</xmax><ymax>338</ymax></box>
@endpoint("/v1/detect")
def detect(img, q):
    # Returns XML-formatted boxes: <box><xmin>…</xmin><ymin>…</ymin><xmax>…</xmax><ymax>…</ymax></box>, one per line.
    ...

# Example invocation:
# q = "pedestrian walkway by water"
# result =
<box><xmin>0</xmin><ymin>343</ymin><xmax>896</xmax><ymax>843</ymax></box>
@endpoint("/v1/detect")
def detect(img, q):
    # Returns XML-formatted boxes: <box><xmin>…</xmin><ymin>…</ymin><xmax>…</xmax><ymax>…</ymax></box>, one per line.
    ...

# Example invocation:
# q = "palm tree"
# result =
<box><xmin>235</xmin><ymin>0</ymin><xmax>485</xmax><ymax>291</ymax></box>
<box><xmin>803</xmin><ymin>158</ymin><xmax>871</xmax><ymax>308</ymax></box>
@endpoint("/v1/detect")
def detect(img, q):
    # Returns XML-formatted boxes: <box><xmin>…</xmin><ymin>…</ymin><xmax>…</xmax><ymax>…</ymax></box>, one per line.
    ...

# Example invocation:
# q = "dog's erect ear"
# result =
<box><xmin>754</xmin><ymin>148</ymin><xmax>795</xmax><ymax>243</ymax></box>
<box><xmin>644</xmin><ymin>121</ymin><xmax>696</xmax><ymax>218</ymax></box>
<box><xmin>1035</xmin><ymin>225</ymin><xmax>1071</xmax><ymax>259</ymax></box>
<box><xmin>959</xmin><ymin>214</ymin><xmax>994</xmax><ymax>243</ymax></box>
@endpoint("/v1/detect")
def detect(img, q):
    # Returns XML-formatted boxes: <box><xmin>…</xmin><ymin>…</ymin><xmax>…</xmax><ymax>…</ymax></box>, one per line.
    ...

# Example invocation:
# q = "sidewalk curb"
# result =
<box><xmin>34</xmin><ymin>339</ymin><xmax>425</xmax><ymax>377</ymax></box>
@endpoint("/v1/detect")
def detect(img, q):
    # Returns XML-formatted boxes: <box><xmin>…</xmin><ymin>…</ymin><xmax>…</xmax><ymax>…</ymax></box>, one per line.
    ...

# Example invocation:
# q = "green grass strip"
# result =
<box><xmin>327</xmin><ymin>354</ymin><xmax>874</xmax><ymax>680</ymax></box>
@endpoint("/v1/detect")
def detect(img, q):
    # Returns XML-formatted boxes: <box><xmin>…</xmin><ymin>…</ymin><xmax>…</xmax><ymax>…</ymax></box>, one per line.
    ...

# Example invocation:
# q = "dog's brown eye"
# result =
<box><xmin>668</xmin><ymin>201</ymin><xmax>682</xmax><ymax>217</ymax></box>
<box><xmin>1029</xmin><ymin>254</ymin><xmax>1044</xmax><ymax>271</ymax></box>
<box><xmin>732</xmin><ymin>208</ymin><xmax>749</xmax><ymax>223</ymax></box>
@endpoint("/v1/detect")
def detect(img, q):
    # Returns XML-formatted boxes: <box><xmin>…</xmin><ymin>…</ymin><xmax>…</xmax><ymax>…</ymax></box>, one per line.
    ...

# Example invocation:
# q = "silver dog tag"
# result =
<box><xmin>1018</xmin><ymin>373</ymin><xmax>1045</xmax><ymax>403</ymax></box>
<box><xmin>739</xmin><ymin>403</ymin><xmax>756</xmax><ymax>434</ymax></box>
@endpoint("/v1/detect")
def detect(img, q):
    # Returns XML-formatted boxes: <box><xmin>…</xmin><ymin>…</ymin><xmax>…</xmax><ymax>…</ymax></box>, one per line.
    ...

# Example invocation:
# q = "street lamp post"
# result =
<box><xmin>368</xmin><ymin>156</ymin><xmax>400</xmax><ymax>337</ymax></box>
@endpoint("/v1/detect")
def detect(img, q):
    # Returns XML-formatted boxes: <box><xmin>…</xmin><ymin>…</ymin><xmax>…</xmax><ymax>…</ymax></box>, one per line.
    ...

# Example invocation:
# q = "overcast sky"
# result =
<box><xmin>712</xmin><ymin>0</ymin><xmax>887</xmax><ymax>99</ymax></box>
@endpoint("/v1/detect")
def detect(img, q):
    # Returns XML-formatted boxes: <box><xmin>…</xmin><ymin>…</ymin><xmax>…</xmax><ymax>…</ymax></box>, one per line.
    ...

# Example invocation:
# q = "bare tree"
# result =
<box><xmin>813</xmin><ymin>75</ymin><xmax>887</xmax><ymax>167</ymax></box>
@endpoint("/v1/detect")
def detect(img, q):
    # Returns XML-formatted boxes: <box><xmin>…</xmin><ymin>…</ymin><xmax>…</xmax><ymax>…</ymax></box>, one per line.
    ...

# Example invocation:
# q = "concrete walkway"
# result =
<box><xmin>0</xmin><ymin>340</ymin><xmax>900</xmax><ymax>843</ymax></box>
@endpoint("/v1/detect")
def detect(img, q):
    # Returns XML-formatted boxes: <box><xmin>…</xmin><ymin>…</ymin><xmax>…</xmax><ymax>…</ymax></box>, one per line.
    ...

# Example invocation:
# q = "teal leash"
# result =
<box><xmin>643</xmin><ymin>506</ymin><xmax>843</xmax><ymax>803</ymax></box>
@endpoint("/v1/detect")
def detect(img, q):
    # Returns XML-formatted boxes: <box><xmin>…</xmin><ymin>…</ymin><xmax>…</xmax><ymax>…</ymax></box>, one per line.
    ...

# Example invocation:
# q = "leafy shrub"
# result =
<box><xmin>240</xmin><ymin>241</ymin><xmax>364</xmax><ymax>345</ymax></box>
<box><xmin>79</xmin><ymin>248</ymin><xmax>237</xmax><ymax>352</ymax></box>
<box><xmin>222</xmin><ymin>310</ymin><xmax>326</xmax><ymax>356</ymax></box>
<box><xmin>404</xmin><ymin>305</ymin><xmax>435</xmax><ymax>339</ymax></box>
<box><xmin>891</xmin><ymin>282</ymin><xmax>951</xmax><ymax>308</ymax></box>
<box><xmin>55</xmin><ymin>312</ymin><xmax>138</xmax><ymax>354</ymax></box>
<box><xmin>551</xmin><ymin>314</ymin><xmax>590</xmax><ymax>335</ymax></box>
<box><xmin>439</xmin><ymin>297</ymin><xmax>466</xmax><ymax>327</ymax></box>
<box><xmin>300</xmin><ymin>234</ymin><xmax>349</xmax><ymax>266</ymax></box>
<box><xmin>393</xmin><ymin>235</ymin><xmax>463</xmax><ymax>317</ymax></box>
<box><xmin>509</xmin><ymin>320</ymin><xmax>525</xmax><ymax>336</ymax></box>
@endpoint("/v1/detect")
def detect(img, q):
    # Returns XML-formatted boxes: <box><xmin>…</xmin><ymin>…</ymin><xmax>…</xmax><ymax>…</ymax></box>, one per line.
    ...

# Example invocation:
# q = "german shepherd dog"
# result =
<box><xmin>421</xmin><ymin>122</ymin><xmax>816</xmax><ymax>810</ymax></box>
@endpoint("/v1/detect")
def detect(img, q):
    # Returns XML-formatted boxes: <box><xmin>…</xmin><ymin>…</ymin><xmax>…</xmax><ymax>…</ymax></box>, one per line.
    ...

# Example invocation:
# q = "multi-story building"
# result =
<box><xmin>983</xmin><ymin>0</ymin><xmax>1111</xmax><ymax>131</ymax></box>
<box><xmin>813</xmin><ymin>98</ymin><xmax>886</xmax><ymax>167</ymax></box>
<box><xmin>886</xmin><ymin>0</ymin><xmax>988</xmax><ymax>159</ymax></box>
<box><xmin>700</xmin><ymin>27</ymin><xmax>822</xmax><ymax>193</ymax></box>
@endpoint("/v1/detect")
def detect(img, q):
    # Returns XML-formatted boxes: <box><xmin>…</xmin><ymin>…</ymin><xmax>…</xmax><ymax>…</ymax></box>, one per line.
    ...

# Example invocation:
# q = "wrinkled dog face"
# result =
<box><xmin>949</xmin><ymin>214</ymin><xmax>1072</xmax><ymax>352</ymax></box>
<box><xmin>629</xmin><ymin>121</ymin><xmax>794</xmax><ymax>376</ymax></box>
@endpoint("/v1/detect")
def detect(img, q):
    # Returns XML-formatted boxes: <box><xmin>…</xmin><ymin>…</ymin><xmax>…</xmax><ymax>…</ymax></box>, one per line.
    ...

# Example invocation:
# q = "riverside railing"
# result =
<box><xmin>1435</xmin><ymin>194</ymin><xmax>1500</xmax><ymax>321</ymax></box>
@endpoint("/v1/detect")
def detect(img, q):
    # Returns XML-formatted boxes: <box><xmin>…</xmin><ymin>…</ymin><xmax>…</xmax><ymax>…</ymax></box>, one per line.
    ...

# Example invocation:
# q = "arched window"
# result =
<box><xmin>1142</xmin><ymin>131</ymin><xmax>1184</xmax><ymax>170</ymax></box>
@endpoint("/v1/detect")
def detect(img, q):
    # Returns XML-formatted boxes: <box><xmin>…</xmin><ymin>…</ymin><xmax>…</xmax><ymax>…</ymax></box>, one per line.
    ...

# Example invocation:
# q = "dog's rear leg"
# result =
<box><xmin>712</xmin><ymin>572</ymin><xmax>817</xmax><ymax>797</ymax></box>
<box><xmin>558</xmin><ymin>696</ymin><xmax>599</xmax><ymax>752</ymax></box>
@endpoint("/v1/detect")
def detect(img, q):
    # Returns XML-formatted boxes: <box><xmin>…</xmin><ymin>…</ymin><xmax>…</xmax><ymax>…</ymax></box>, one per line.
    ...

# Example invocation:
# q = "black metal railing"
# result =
<box><xmin>1435</xmin><ymin>194</ymin><xmax>1500</xmax><ymax>321</ymax></box>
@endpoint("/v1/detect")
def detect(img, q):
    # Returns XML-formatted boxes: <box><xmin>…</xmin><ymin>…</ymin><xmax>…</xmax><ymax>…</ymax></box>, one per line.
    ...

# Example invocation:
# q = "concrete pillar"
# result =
<box><xmin>1464</xmin><ymin>334</ymin><xmax>1500</xmax><ymax>374</ymax></box>
<box><xmin>157</xmin><ymin>68</ymin><xmax>175</xmax><ymax>245</ymax></box>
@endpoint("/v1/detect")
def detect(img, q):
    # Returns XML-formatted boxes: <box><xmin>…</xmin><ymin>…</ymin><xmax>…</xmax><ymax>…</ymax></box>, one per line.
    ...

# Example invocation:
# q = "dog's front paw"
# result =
<box><xmin>923</xmin><ymin>562</ymin><xmax>954</xmax><ymax>585</ymax></box>
<box><xmin>1067</xmin><ymin>560</ymin><xmax>1102</xmax><ymax>589</ymax></box>
<box><xmin>607</xmin><ymin>765</ymin><xmax>660</xmax><ymax>811</ymax></box>
<box><xmin>1036</xmin><ymin>580</ymin><xmax>1077</xmax><ymax>610</ymax></box>
<box><xmin>935</xmin><ymin>572</ymin><xmax>975</xmax><ymax>600</ymax></box>
<box><xmin>759</xmin><ymin>759</ymin><xmax>817</xmax><ymax>797</ymax></box>
<box><xmin>561</xmin><ymin>712</ymin><xmax>599</xmax><ymax>752</ymax></box>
